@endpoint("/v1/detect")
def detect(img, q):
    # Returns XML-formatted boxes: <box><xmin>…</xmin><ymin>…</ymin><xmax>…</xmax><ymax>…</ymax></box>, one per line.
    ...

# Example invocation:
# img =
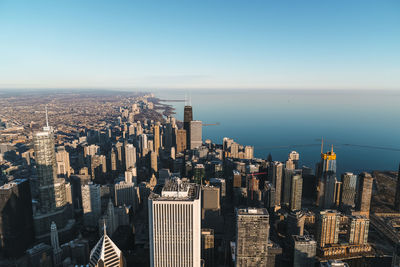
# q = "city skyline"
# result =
<box><xmin>0</xmin><ymin>0</ymin><xmax>399</xmax><ymax>90</ymax></box>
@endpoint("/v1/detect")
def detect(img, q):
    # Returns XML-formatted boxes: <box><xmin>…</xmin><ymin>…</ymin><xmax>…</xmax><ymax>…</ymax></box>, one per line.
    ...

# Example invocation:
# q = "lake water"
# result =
<box><xmin>155</xmin><ymin>89</ymin><xmax>400</xmax><ymax>175</ymax></box>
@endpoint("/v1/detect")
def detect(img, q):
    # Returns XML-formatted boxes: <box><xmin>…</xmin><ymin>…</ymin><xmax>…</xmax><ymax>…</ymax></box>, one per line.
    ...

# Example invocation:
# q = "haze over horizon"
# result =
<box><xmin>0</xmin><ymin>0</ymin><xmax>399</xmax><ymax>90</ymax></box>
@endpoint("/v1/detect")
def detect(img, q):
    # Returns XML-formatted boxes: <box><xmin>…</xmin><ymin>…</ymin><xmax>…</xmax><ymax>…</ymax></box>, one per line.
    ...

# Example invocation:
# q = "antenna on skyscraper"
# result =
<box><xmin>184</xmin><ymin>93</ymin><xmax>188</xmax><ymax>106</ymax></box>
<box><xmin>45</xmin><ymin>105</ymin><xmax>49</xmax><ymax>127</ymax></box>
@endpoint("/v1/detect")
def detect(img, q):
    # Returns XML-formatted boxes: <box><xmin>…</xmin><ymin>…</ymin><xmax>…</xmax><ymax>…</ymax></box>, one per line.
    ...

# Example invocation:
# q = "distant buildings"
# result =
<box><xmin>148</xmin><ymin>178</ymin><xmax>201</xmax><ymax>267</ymax></box>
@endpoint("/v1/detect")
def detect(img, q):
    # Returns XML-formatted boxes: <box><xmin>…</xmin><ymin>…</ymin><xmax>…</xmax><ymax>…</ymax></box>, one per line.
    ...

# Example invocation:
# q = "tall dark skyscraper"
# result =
<box><xmin>0</xmin><ymin>179</ymin><xmax>35</xmax><ymax>258</ymax></box>
<box><xmin>184</xmin><ymin>105</ymin><xmax>193</xmax><ymax>148</ymax></box>
<box><xmin>394</xmin><ymin>164</ymin><xmax>400</xmax><ymax>211</ymax></box>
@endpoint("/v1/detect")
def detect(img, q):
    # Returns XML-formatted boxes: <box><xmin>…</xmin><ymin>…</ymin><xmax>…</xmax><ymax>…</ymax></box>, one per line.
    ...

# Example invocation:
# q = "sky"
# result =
<box><xmin>0</xmin><ymin>0</ymin><xmax>399</xmax><ymax>90</ymax></box>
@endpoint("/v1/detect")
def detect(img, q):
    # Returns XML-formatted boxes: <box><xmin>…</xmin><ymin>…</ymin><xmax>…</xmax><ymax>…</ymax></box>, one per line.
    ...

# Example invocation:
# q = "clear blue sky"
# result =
<box><xmin>0</xmin><ymin>0</ymin><xmax>399</xmax><ymax>90</ymax></box>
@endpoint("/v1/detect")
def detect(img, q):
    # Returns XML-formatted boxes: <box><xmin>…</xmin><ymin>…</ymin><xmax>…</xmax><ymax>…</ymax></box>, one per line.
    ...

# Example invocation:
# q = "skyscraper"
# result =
<box><xmin>153</xmin><ymin>124</ymin><xmax>160</xmax><ymax>155</ymax></box>
<box><xmin>51</xmin><ymin>222</ymin><xmax>62</xmax><ymax>266</ymax></box>
<box><xmin>341</xmin><ymin>172</ymin><xmax>357</xmax><ymax>208</ymax></box>
<box><xmin>184</xmin><ymin>105</ymin><xmax>193</xmax><ymax>147</ymax></box>
<box><xmin>235</xmin><ymin>208</ymin><xmax>270</xmax><ymax>267</ymax></box>
<box><xmin>316</xmin><ymin>146</ymin><xmax>337</xmax><ymax>208</ymax></box>
<box><xmin>33</xmin><ymin>119</ymin><xmax>72</xmax><ymax>238</ymax></box>
<box><xmin>148</xmin><ymin>178</ymin><xmax>201</xmax><ymax>267</ymax></box>
<box><xmin>347</xmin><ymin>215</ymin><xmax>369</xmax><ymax>245</ymax></box>
<box><xmin>290</xmin><ymin>172</ymin><xmax>303</xmax><ymax>211</ymax></box>
<box><xmin>316</xmin><ymin>210</ymin><xmax>339</xmax><ymax>247</ymax></box>
<box><xmin>81</xmin><ymin>182</ymin><xmax>101</xmax><ymax>227</ymax></box>
<box><xmin>268</xmin><ymin>161</ymin><xmax>283</xmax><ymax>207</ymax></box>
<box><xmin>356</xmin><ymin>172</ymin><xmax>373</xmax><ymax>216</ymax></box>
<box><xmin>89</xmin><ymin>223</ymin><xmax>125</xmax><ymax>267</ymax></box>
<box><xmin>176</xmin><ymin>129</ymin><xmax>187</xmax><ymax>153</ymax></box>
<box><xmin>125</xmin><ymin>144</ymin><xmax>136</xmax><ymax>171</ymax></box>
<box><xmin>190</xmin><ymin>120</ymin><xmax>202</xmax><ymax>149</ymax></box>
<box><xmin>34</xmin><ymin>129</ymin><xmax>67</xmax><ymax>212</ymax></box>
<box><xmin>0</xmin><ymin>179</ymin><xmax>34</xmax><ymax>258</ymax></box>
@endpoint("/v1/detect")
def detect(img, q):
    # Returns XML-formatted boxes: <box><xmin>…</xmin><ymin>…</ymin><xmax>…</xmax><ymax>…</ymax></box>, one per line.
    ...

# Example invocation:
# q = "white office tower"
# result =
<box><xmin>125</xmin><ymin>144</ymin><xmax>136</xmax><ymax>171</ymax></box>
<box><xmin>148</xmin><ymin>178</ymin><xmax>201</xmax><ymax>267</ymax></box>
<box><xmin>89</xmin><ymin>223</ymin><xmax>125</xmax><ymax>267</ymax></box>
<box><xmin>190</xmin><ymin>120</ymin><xmax>202</xmax><ymax>150</ymax></box>
<box><xmin>50</xmin><ymin>222</ymin><xmax>62</xmax><ymax>267</ymax></box>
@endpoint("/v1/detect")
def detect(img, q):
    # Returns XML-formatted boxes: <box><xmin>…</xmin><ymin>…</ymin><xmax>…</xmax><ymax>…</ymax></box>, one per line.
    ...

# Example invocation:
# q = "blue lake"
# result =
<box><xmin>155</xmin><ymin>89</ymin><xmax>400</xmax><ymax>175</ymax></box>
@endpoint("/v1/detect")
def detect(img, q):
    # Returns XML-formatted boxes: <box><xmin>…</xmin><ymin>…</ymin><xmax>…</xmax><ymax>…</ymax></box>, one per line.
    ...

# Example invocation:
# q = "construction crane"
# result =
<box><xmin>202</xmin><ymin>122</ymin><xmax>220</xmax><ymax>126</ymax></box>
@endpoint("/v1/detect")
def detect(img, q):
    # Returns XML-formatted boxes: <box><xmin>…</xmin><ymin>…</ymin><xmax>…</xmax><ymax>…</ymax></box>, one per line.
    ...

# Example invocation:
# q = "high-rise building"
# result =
<box><xmin>289</xmin><ymin>151</ymin><xmax>300</xmax><ymax>169</ymax></box>
<box><xmin>347</xmin><ymin>215</ymin><xmax>369</xmax><ymax>245</ymax></box>
<box><xmin>148</xmin><ymin>178</ymin><xmax>201</xmax><ymax>267</ymax></box>
<box><xmin>34</xmin><ymin>129</ymin><xmax>67</xmax><ymax>212</ymax></box>
<box><xmin>114</xmin><ymin>181</ymin><xmax>137</xmax><ymax>210</ymax></box>
<box><xmin>356</xmin><ymin>172</ymin><xmax>373</xmax><ymax>216</ymax></box>
<box><xmin>201</xmin><ymin>229</ymin><xmax>215</xmax><ymax>267</ymax></box>
<box><xmin>268</xmin><ymin>161</ymin><xmax>283</xmax><ymax>207</ymax></box>
<box><xmin>244</xmin><ymin>146</ymin><xmax>254</xmax><ymax>160</ymax></box>
<box><xmin>56</xmin><ymin>146</ymin><xmax>71</xmax><ymax>178</ymax></box>
<box><xmin>293</xmin><ymin>235</ymin><xmax>316</xmax><ymax>267</ymax></box>
<box><xmin>395</xmin><ymin>164</ymin><xmax>400</xmax><ymax>211</ymax></box>
<box><xmin>230</xmin><ymin>142</ymin><xmax>239</xmax><ymax>158</ymax></box>
<box><xmin>0</xmin><ymin>179</ymin><xmax>34</xmax><ymax>258</ymax></box>
<box><xmin>150</xmin><ymin>151</ymin><xmax>158</xmax><ymax>174</ymax></box>
<box><xmin>176</xmin><ymin>129</ymin><xmax>187</xmax><ymax>153</ymax></box>
<box><xmin>316</xmin><ymin>210</ymin><xmax>339</xmax><ymax>247</ymax></box>
<box><xmin>153</xmin><ymin>124</ymin><xmax>160</xmax><ymax>155</ymax></box>
<box><xmin>290</xmin><ymin>172</ymin><xmax>303</xmax><ymax>211</ymax></box>
<box><xmin>125</xmin><ymin>144</ymin><xmax>136</xmax><ymax>171</ymax></box>
<box><xmin>184</xmin><ymin>105</ymin><xmax>193</xmax><ymax>148</ymax></box>
<box><xmin>235</xmin><ymin>208</ymin><xmax>270</xmax><ymax>267</ymax></box>
<box><xmin>341</xmin><ymin>173</ymin><xmax>357</xmax><ymax>208</ymax></box>
<box><xmin>316</xmin><ymin>146</ymin><xmax>337</xmax><ymax>207</ymax></box>
<box><xmin>190</xmin><ymin>120</ymin><xmax>202</xmax><ymax>150</ymax></box>
<box><xmin>33</xmin><ymin>123</ymin><xmax>73</xmax><ymax>239</ymax></box>
<box><xmin>233</xmin><ymin>170</ymin><xmax>242</xmax><ymax>188</ymax></box>
<box><xmin>81</xmin><ymin>182</ymin><xmax>101</xmax><ymax>227</ymax></box>
<box><xmin>51</xmin><ymin>221</ymin><xmax>62</xmax><ymax>267</ymax></box>
<box><xmin>89</xmin><ymin>223</ymin><xmax>125</xmax><ymax>267</ymax></box>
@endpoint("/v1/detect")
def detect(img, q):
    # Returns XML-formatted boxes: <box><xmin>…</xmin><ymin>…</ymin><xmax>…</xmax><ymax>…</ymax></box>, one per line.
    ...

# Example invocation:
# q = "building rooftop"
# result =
<box><xmin>237</xmin><ymin>207</ymin><xmax>269</xmax><ymax>216</ymax></box>
<box><xmin>293</xmin><ymin>235</ymin><xmax>316</xmax><ymax>243</ymax></box>
<box><xmin>0</xmin><ymin>178</ymin><xmax>27</xmax><ymax>190</ymax></box>
<box><xmin>150</xmin><ymin>178</ymin><xmax>200</xmax><ymax>201</ymax></box>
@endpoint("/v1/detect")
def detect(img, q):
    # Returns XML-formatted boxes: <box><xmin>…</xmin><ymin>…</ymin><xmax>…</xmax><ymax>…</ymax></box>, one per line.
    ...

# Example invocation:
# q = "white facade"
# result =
<box><xmin>148</xmin><ymin>179</ymin><xmax>201</xmax><ymax>267</ymax></box>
